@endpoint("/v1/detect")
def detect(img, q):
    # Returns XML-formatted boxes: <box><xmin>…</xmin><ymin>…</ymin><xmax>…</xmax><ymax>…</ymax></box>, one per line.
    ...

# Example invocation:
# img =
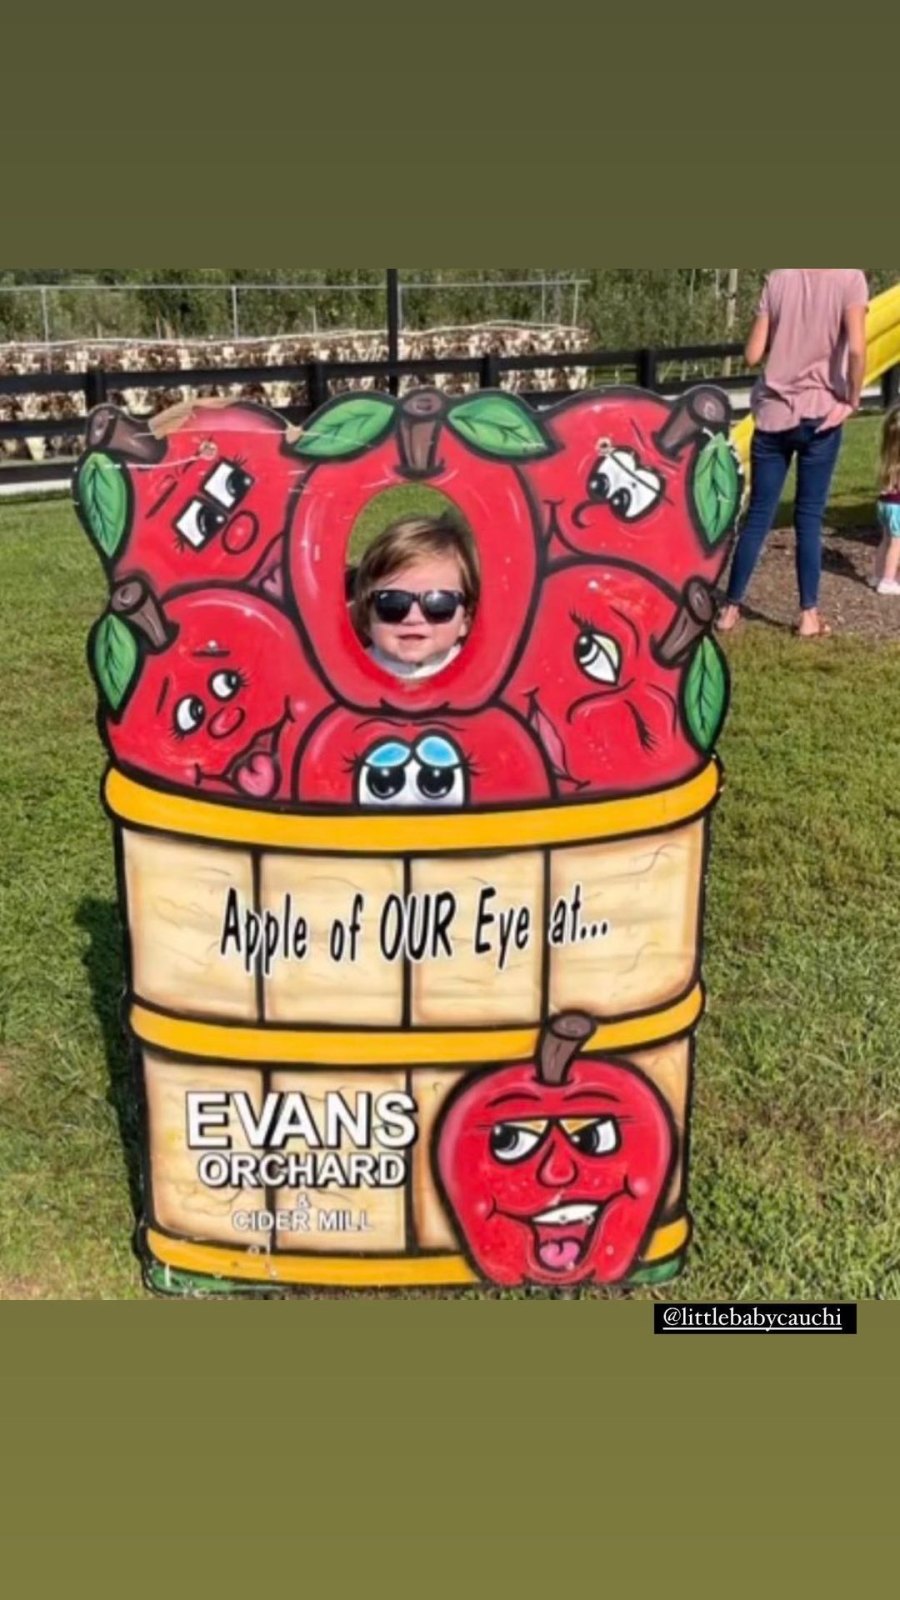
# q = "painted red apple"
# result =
<box><xmin>523</xmin><ymin>387</ymin><xmax>741</xmax><ymax>587</ymax></box>
<box><xmin>92</xmin><ymin>582</ymin><xmax>330</xmax><ymax>799</ymax></box>
<box><xmin>296</xmin><ymin>706</ymin><xmax>551</xmax><ymax>807</ymax></box>
<box><xmin>503</xmin><ymin>560</ymin><xmax>725</xmax><ymax>796</ymax></box>
<box><xmin>436</xmin><ymin>1013</ymin><xmax>674</xmax><ymax>1286</ymax></box>
<box><xmin>74</xmin><ymin>400</ymin><xmax>304</xmax><ymax>599</ymax></box>
<box><xmin>287</xmin><ymin>388</ymin><xmax>549</xmax><ymax>714</ymax></box>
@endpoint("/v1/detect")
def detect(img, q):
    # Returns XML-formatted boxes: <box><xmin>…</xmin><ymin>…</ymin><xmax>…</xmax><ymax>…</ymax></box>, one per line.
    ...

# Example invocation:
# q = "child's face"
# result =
<box><xmin>367</xmin><ymin>554</ymin><xmax>471</xmax><ymax>668</ymax></box>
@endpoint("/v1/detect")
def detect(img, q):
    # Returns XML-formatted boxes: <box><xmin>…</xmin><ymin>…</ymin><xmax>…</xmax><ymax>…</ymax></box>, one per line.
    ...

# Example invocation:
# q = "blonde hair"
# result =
<box><xmin>879</xmin><ymin>407</ymin><xmax>900</xmax><ymax>495</ymax></box>
<box><xmin>351</xmin><ymin>514</ymin><xmax>480</xmax><ymax>638</ymax></box>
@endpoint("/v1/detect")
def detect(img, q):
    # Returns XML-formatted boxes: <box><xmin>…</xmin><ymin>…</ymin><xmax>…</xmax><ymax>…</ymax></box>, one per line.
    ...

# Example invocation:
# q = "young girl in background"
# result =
<box><xmin>871</xmin><ymin>407</ymin><xmax>900</xmax><ymax>595</ymax></box>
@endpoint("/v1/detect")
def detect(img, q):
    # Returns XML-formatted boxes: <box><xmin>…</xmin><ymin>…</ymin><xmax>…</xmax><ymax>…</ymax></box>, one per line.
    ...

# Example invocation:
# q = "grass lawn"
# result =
<box><xmin>1</xmin><ymin>413</ymin><xmax>898</xmax><ymax>1299</ymax></box>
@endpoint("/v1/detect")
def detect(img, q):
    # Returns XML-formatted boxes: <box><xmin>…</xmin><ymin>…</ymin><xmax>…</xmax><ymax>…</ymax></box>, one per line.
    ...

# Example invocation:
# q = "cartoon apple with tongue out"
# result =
<box><xmin>436</xmin><ymin>1013</ymin><xmax>674</xmax><ymax>1287</ymax></box>
<box><xmin>91</xmin><ymin>581</ymin><xmax>330</xmax><ymax>800</ymax></box>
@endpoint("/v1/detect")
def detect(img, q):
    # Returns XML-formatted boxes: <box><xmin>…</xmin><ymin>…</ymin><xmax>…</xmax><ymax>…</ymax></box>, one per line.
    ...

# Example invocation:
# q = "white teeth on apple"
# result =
<box><xmin>532</xmin><ymin>1203</ymin><xmax>599</xmax><ymax>1226</ymax></box>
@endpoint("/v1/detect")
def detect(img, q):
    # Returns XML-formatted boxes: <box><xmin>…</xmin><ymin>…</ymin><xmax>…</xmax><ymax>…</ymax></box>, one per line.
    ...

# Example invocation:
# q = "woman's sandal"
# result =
<box><xmin>792</xmin><ymin>619</ymin><xmax>832</xmax><ymax>639</ymax></box>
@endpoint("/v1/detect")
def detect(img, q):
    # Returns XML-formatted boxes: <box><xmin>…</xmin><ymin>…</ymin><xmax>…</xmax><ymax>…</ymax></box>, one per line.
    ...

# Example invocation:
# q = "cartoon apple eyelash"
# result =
<box><xmin>569</xmin><ymin>611</ymin><xmax>622</xmax><ymax>663</ymax></box>
<box><xmin>569</xmin><ymin>608</ymin><xmax>598</xmax><ymax>633</ymax></box>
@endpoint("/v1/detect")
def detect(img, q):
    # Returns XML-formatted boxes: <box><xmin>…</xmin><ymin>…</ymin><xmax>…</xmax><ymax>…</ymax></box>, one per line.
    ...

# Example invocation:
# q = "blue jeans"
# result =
<box><xmin>725</xmin><ymin>419</ymin><xmax>843</xmax><ymax>611</ymax></box>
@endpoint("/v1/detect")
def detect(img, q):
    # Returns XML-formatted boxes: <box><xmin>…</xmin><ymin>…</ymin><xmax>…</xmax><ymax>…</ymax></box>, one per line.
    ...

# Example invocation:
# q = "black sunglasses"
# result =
<box><xmin>370</xmin><ymin>588</ymin><xmax>466</xmax><ymax>624</ymax></box>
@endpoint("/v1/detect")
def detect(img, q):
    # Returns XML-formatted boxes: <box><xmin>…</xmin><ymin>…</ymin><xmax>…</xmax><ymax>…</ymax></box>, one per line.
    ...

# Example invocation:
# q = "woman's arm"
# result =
<box><xmin>843</xmin><ymin>302</ymin><xmax>866</xmax><ymax>408</ymax></box>
<box><xmin>744</xmin><ymin>312</ymin><xmax>769</xmax><ymax>367</ymax></box>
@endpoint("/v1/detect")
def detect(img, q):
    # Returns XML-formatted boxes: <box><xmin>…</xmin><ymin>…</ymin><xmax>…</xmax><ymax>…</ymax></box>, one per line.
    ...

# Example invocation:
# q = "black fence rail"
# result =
<box><xmin>1</xmin><ymin>342</ymin><xmax>898</xmax><ymax>490</ymax></box>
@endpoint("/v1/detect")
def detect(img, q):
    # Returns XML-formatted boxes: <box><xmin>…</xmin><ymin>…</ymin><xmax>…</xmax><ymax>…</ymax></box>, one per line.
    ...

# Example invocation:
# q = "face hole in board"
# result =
<box><xmin>346</xmin><ymin>486</ymin><xmax>481</xmax><ymax>678</ymax></box>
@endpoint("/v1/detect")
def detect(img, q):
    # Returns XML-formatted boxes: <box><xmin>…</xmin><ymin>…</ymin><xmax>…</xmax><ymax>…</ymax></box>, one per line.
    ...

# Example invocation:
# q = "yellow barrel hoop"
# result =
<box><xmin>130</xmin><ymin>982</ymin><xmax>704</xmax><ymax>1067</ymax></box>
<box><xmin>105</xmin><ymin>758</ymin><xmax>721</xmax><ymax>855</ymax></box>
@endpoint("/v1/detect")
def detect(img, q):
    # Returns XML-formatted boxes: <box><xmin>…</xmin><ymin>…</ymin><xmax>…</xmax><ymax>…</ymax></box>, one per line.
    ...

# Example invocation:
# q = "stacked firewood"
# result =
<box><xmin>0</xmin><ymin>324</ymin><xmax>593</xmax><ymax>461</ymax></box>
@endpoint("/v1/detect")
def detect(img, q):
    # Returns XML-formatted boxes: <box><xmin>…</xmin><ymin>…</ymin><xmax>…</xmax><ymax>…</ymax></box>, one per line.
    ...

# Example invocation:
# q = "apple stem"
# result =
<box><xmin>86</xmin><ymin>405</ymin><xmax>166</xmax><ymax>464</ymax></box>
<box><xmin>110</xmin><ymin>579</ymin><xmax>174</xmax><ymax>652</ymax></box>
<box><xmin>396</xmin><ymin>389</ymin><xmax>447</xmax><ymax>478</ymax></box>
<box><xmin>538</xmin><ymin>1012</ymin><xmax>596</xmax><ymax>1085</ymax></box>
<box><xmin>652</xmin><ymin>387</ymin><xmax>729</xmax><ymax>459</ymax></box>
<box><xmin>654</xmin><ymin>578</ymin><xmax>714</xmax><ymax>665</ymax></box>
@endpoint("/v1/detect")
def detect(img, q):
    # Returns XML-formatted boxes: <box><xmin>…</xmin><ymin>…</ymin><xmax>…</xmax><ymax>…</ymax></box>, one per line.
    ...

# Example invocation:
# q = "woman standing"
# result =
<box><xmin>717</xmin><ymin>268</ymin><xmax>868</xmax><ymax>638</ymax></box>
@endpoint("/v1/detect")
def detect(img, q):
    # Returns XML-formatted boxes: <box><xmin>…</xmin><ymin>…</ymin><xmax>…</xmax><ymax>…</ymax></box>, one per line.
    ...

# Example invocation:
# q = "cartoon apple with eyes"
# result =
<box><xmin>287</xmin><ymin>388</ymin><xmax>551</xmax><ymax>714</ymax></box>
<box><xmin>91</xmin><ymin>581</ymin><xmax>330</xmax><ymax>799</ymax></box>
<box><xmin>296</xmin><ymin>707</ymin><xmax>551</xmax><ymax>807</ymax></box>
<box><xmin>73</xmin><ymin>400</ymin><xmax>304</xmax><ymax>599</ymax></box>
<box><xmin>503</xmin><ymin>560</ymin><xmax>728</xmax><ymax>796</ymax></box>
<box><xmin>436</xmin><ymin>1012</ymin><xmax>674</xmax><ymax>1286</ymax></box>
<box><xmin>523</xmin><ymin>387</ymin><xmax>742</xmax><ymax>588</ymax></box>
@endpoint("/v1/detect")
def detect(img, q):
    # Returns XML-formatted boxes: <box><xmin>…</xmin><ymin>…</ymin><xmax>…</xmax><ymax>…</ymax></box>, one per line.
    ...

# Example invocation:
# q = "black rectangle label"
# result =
<box><xmin>654</xmin><ymin>1303</ymin><xmax>857</xmax><ymax>1334</ymax></box>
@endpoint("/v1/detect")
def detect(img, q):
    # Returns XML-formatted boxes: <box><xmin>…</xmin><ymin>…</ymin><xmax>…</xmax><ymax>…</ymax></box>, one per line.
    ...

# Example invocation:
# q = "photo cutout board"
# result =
<box><xmin>73</xmin><ymin>383</ymin><xmax>740</xmax><ymax>1295</ymax></box>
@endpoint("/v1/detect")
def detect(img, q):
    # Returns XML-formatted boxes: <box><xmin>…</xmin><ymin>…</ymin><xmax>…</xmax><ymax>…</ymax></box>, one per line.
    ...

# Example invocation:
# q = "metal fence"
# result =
<box><xmin>0</xmin><ymin>276</ymin><xmax>591</xmax><ymax>345</ymax></box>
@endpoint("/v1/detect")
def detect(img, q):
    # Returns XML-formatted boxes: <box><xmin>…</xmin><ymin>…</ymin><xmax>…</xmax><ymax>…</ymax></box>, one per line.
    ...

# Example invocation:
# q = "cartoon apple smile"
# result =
<box><xmin>530</xmin><ymin>1202</ymin><xmax>610</xmax><ymax>1273</ymax></box>
<box><xmin>436</xmin><ymin>1012</ymin><xmax>675</xmax><ymax>1286</ymax></box>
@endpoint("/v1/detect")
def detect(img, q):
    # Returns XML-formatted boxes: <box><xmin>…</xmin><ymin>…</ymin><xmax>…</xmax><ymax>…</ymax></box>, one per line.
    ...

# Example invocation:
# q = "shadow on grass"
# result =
<box><xmin>821</xmin><ymin>544</ymin><xmax>871</xmax><ymax>587</ymax></box>
<box><xmin>75</xmin><ymin>896</ymin><xmax>143</xmax><ymax>1220</ymax></box>
<box><xmin>774</xmin><ymin>494</ymin><xmax>880</xmax><ymax>536</ymax></box>
<box><xmin>826</xmin><ymin>505</ymin><xmax>879</xmax><ymax>535</ymax></box>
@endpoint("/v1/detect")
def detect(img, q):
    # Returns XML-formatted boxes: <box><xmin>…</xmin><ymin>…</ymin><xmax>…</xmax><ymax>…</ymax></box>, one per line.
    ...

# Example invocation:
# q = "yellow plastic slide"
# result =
<box><xmin>730</xmin><ymin>281</ymin><xmax>900</xmax><ymax>469</ymax></box>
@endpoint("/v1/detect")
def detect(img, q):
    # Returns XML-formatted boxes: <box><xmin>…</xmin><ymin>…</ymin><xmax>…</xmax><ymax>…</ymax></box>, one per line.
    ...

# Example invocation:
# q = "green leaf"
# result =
<box><xmin>293</xmin><ymin>395</ymin><xmax>396</xmax><ymax>458</ymax></box>
<box><xmin>446</xmin><ymin>393</ymin><xmax>553</xmax><ymax>458</ymax></box>
<box><xmin>683</xmin><ymin>636</ymin><xmax>728</xmax><ymax>751</ymax></box>
<box><xmin>92</xmin><ymin>614</ymin><xmax>139</xmax><ymax>713</ymax></box>
<box><xmin>76</xmin><ymin>452</ymin><xmax>129</xmax><ymax>559</ymax></box>
<box><xmin>692</xmin><ymin>433</ymin><xmax>741</xmax><ymax>546</ymax></box>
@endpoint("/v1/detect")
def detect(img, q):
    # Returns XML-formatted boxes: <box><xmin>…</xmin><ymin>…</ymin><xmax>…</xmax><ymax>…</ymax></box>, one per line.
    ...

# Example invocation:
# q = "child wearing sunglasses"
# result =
<box><xmin>351</xmin><ymin>513</ymin><xmax>480</xmax><ymax>679</ymax></box>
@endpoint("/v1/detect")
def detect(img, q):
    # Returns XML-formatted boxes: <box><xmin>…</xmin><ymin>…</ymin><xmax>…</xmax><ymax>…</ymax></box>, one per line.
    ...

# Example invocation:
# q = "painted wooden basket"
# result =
<box><xmin>107</xmin><ymin>756</ymin><xmax>720</xmax><ymax>1292</ymax></box>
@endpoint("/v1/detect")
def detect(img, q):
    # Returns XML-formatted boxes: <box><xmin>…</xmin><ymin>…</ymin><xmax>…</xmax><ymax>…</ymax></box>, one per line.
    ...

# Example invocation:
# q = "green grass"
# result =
<box><xmin>1</xmin><ymin>414</ymin><xmax>898</xmax><ymax>1299</ymax></box>
<box><xmin>347</xmin><ymin>483</ymin><xmax>469</xmax><ymax>561</ymax></box>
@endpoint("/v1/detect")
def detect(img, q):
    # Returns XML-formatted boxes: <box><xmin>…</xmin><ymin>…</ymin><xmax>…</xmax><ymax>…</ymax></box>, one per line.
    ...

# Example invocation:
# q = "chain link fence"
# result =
<box><xmin>0</xmin><ymin>276</ymin><xmax>589</xmax><ymax>346</ymax></box>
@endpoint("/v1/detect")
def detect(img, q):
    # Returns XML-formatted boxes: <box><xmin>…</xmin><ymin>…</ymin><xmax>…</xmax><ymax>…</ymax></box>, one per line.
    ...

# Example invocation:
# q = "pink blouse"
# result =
<box><xmin>751</xmin><ymin>268</ymin><xmax>868</xmax><ymax>432</ymax></box>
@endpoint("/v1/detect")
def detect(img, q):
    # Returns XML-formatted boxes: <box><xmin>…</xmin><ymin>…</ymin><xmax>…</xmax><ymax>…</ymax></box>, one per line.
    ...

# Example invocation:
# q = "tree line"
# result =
<box><xmin>1</xmin><ymin>267</ymin><xmax>897</xmax><ymax>348</ymax></box>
